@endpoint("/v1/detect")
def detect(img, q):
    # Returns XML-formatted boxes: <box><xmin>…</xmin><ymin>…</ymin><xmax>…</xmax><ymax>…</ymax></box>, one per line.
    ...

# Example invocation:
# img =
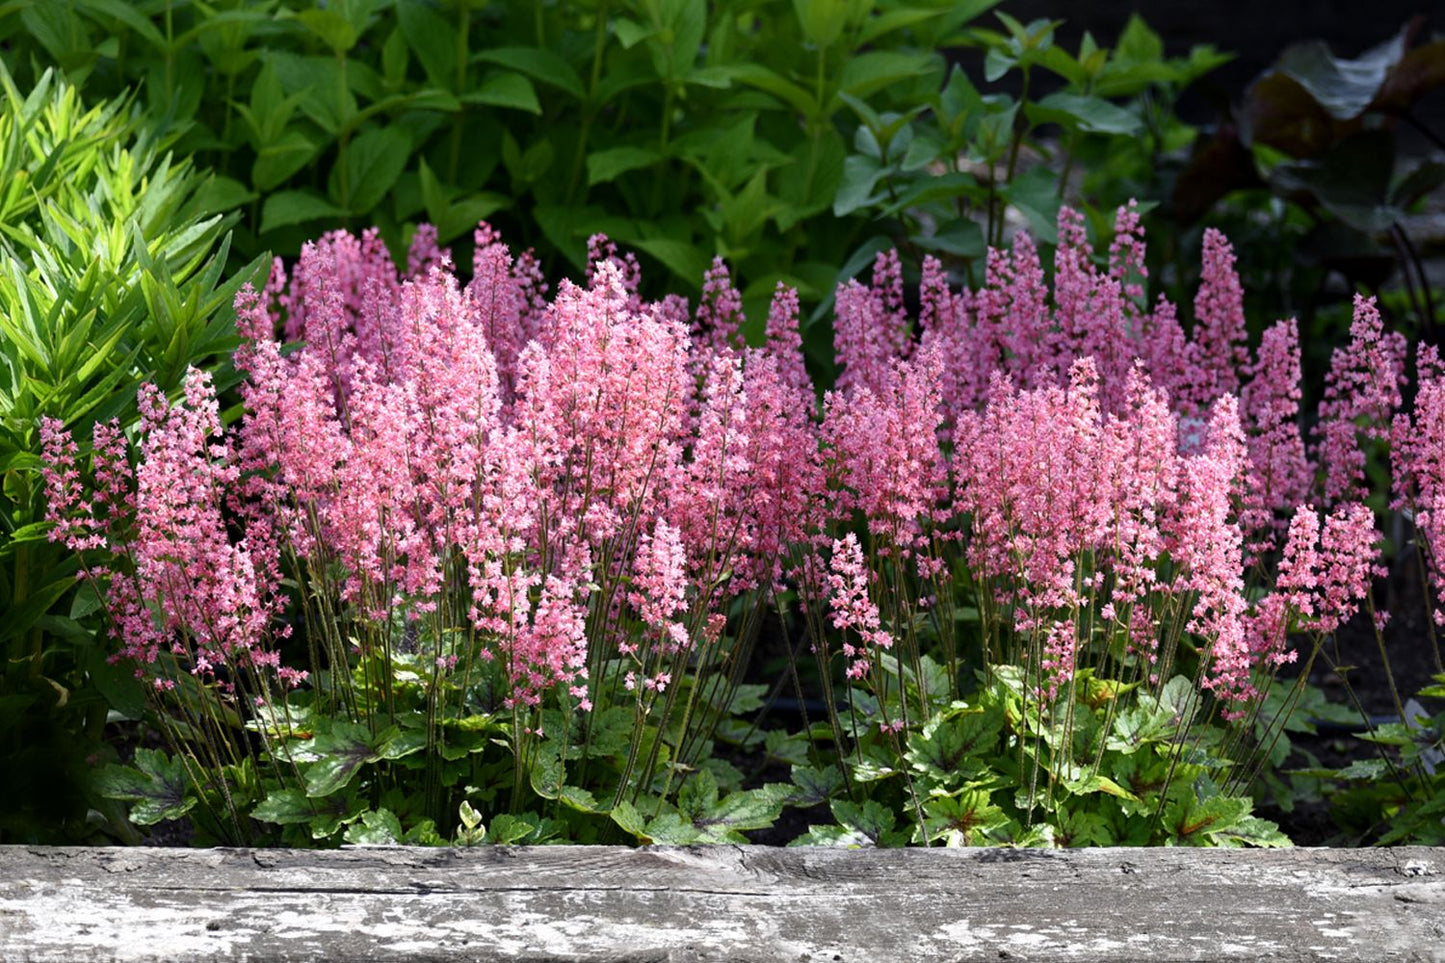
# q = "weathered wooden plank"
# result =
<box><xmin>1</xmin><ymin>846</ymin><xmax>1442</xmax><ymax>962</ymax></box>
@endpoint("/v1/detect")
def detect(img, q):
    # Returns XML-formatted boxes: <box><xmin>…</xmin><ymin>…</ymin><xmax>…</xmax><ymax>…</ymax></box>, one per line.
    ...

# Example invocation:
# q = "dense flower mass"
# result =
<box><xmin>43</xmin><ymin>206</ymin><xmax>1402</xmax><ymax>742</ymax></box>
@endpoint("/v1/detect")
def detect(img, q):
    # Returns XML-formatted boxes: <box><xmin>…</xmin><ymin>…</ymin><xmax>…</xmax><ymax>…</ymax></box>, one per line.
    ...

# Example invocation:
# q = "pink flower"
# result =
<box><xmin>1185</xmin><ymin>229</ymin><xmax>1249</xmax><ymax>406</ymax></box>
<box><xmin>1170</xmin><ymin>395</ymin><xmax>1250</xmax><ymax>708</ymax></box>
<box><xmin>826</xmin><ymin>533</ymin><xmax>894</xmax><ymax>679</ymax></box>
<box><xmin>1274</xmin><ymin>502</ymin><xmax>1381</xmax><ymax>634</ymax></box>
<box><xmin>1393</xmin><ymin>345</ymin><xmax>1445</xmax><ymax>626</ymax></box>
<box><xmin>1240</xmin><ymin>319</ymin><xmax>1312</xmax><ymax>556</ymax></box>
<box><xmin>1315</xmin><ymin>294</ymin><xmax>1407</xmax><ymax>504</ymax></box>
<box><xmin>834</xmin><ymin>250</ymin><xmax>910</xmax><ymax>396</ymax></box>
<box><xmin>693</xmin><ymin>257</ymin><xmax>745</xmax><ymax>360</ymax></box>
<box><xmin>824</xmin><ymin>346</ymin><xmax>948</xmax><ymax>556</ymax></box>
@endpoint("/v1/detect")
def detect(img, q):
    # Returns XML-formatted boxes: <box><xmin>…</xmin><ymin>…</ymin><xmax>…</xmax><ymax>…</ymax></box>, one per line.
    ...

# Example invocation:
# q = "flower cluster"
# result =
<box><xmin>42</xmin><ymin>207</ymin><xmax>1398</xmax><ymax>737</ymax></box>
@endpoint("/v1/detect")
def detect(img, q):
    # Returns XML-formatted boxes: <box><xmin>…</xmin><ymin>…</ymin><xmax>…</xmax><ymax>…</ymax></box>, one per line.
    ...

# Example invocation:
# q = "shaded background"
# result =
<box><xmin>987</xmin><ymin>2</ymin><xmax>1444</xmax><ymax>149</ymax></box>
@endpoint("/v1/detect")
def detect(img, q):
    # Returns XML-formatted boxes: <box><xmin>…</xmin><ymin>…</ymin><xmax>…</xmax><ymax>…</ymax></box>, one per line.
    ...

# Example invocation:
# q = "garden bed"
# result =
<box><xmin>3</xmin><ymin>845</ymin><xmax>1444</xmax><ymax>962</ymax></box>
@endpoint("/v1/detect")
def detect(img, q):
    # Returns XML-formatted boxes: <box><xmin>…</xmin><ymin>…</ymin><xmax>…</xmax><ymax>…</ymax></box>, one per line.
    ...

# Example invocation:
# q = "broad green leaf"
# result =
<box><xmin>1115</xmin><ymin>14</ymin><xmax>1164</xmax><ymax>65</ymax></box>
<box><xmin>339</xmin><ymin>126</ymin><xmax>411</xmax><ymax>214</ymax></box>
<box><xmin>529</xmin><ymin>744</ymin><xmax>565</xmax><ymax>799</ymax></box>
<box><xmin>923</xmin><ymin>790</ymin><xmax>1009</xmax><ymax>846</ymax></box>
<box><xmin>252</xmin><ymin>788</ymin><xmax>316</xmax><ymax>825</ymax></box>
<box><xmin>790</xmin><ymin>765</ymin><xmax>845</xmax><ymax>807</ymax></box>
<box><xmin>397</xmin><ymin>1</ymin><xmax>456</xmax><ymax>89</ymax></box>
<box><xmin>374</xmin><ymin>725</ymin><xmax>427</xmax><ymax>761</ymax></box>
<box><xmin>1029</xmin><ymin>92</ymin><xmax>1143</xmax><ymax>136</ymax></box>
<box><xmin>833</xmin><ymin>155</ymin><xmax>884</xmax><ymax>216</ymax></box>
<box><xmin>463</xmin><ymin>73</ymin><xmax>542</xmax><ymax>115</ymax></box>
<box><xmin>344</xmin><ymin>808</ymin><xmax>404</xmax><ymax>845</ymax></box>
<box><xmin>303</xmin><ymin>720</ymin><xmax>380</xmax><ymax>797</ymax></box>
<box><xmin>297</xmin><ymin>9</ymin><xmax>358</xmax><ymax>54</ymax></box>
<box><xmin>913</xmin><ymin>221</ymin><xmax>986</xmax><ymax>259</ymax></box>
<box><xmin>907</xmin><ymin>708</ymin><xmax>1003</xmax><ymax>778</ymax></box>
<box><xmin>1002</xmin><ymin>165</ymin><xmax>1062</xmax><ymax>242</ymax></box>
<box><xmin>437</xmin><ymin>194</ymin><xmax>511</xmax><ymax>243</ymax></box>
<box><xmin>692</xmin><ymin>783</ymin><xmax>792</xmax><ymax>842</ymax></box>
<box><xmin>1166</xmin><ymin>794</ymin><xmax>1252</xmax><ymax>846</ymax></box>
<box><xmin>728</xmin><ymin>63</ymin><xmax>817</xmax><ymax>117</ymax></box>
<box><xmin>260</xmin><ymin>189</ymin><xmax>347</xmax><ymax>233</ymax></box>
<box><xmin>792</xmin><ymin>0</ymin><xmax>851</xmax><ymax>50</ymax></box>
<box><xmin>1213</xmin><ymin>814</ymin><xmax>1293</xmax><ymax>849</ymax></box>
<box><xmin>627</xmin><ymin>237</ymin><xmax>710</xmax><ymax>290</ymax></box>
<box><xmin>835</xmin><ymin>50</ymin><xmax>943</xmax><ymax>104</ymax></box>
<box><xmin>613</xmin><ymin>18</ymin><xmax>654</xmax><ymax>50</ymax></box>
<box><xmin>643</xmin><ymin>812</ymin><xmax>706</xmax><ymax>845</ymax></box>
<box><xmin>829</xmin><ymin>798</ymin><xmax>897</xmax><ymax>846</ymax></box>
<box><xmin>858</xmin><ymin>8</ymin><xmax>946</xmax><ymax>46</ymax></box>
<box><xmin>1063</xmin><ymin>773</ymin><xmax>1139</xmax><ymax>802</ymax></box>
<box><xmin>474</xmin><ymin>47</ymin><xmax>585</xmax><ymax>101</ymax></box>
<box><xmin>610</xmin><ymin>800</ymin><xmax>649</xmax><ymax>838</ymax></box>
<box><xmin>93</xmin><ymin>748</ymin><xmax>195</xmax><ymax>825</ymax></box>
<box><xmin>560</xmin><ymin>785</ymin><xmax>602</xmax><ymax>814</ymax></box>
<box><xmin>485</xmin><ymin>813</ymin><xmax>536</xmax><ymax>845</ymax></box>
<box><xmin>587</xmin><ymin>145</ymin><xmax>664</xmax><ymax>186</ymax></box>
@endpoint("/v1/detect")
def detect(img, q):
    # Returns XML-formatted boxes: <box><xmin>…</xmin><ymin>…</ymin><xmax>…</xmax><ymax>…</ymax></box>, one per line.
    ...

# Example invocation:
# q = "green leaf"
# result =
<box><xmin>484</xmin><ymin>813</ymin><xmax>536</xmax><ymax>845</ymax></box>
<box><xmin>1166</xmin><ymin>794</ymin><xmax>1252</xmax><ymax>845</ymax></box>
<box><xmin>297</xmin><ymin>9</ymin><xmax>358</xmax><ymax>54</ymax></box>
<box><xmin>923</xmin><ymin>790</ymin><xmax>1009</xmax><ymax>846</ymax></box>
<box><xmin>560</xmin><ymin>785</ymin><xmax>602</xmax><ymax>814</ymax></box>
<box><xmin>914</xmin><ymin>221</ymin><xmax>986</xmax><ymax>259</ymax></box>
<box><xmin>252</xmin><ymin>788</ymin><xmax>316</xmax><ymax>825</ymax></box>
<box><xmin>1002</xmin><ymin>165</ymin><xmax>1061</xmax><ymax>242</ymax></box>
<box><xmin>1030</xmin><ymin>92</ymin><xmax>1143</xmax><ymax>135</ymax></box>
<box><xmin>790</xmin><ymin>765</ymin><xmax>844</xmax><ymax>807</ymax></box>
<box><xmin>374</xmin><ymin>725</ymin><xmax>427</xmax><ymax>761</ymax></box>
<box><xmin>793</xmin><ymin>0</ymin><xmax>849</xmax><ymax>51</ymax></box>
<box><xmin>304</xmin><ymin>720</ymin><xmax>380</xmax><ymax>797</ymax></box>
<box><xmin>1115</xmin><ymin>14</ymin><xmax>1164</xmax><ymax>65</ymax></box>
<box><xmin>1214</xmin><ymin>814</ymin><xmax>1293</xmax><ymax>849</ymax></box>
<box><xmin>1276</xmin><ymin>32</ymin><xmax>1403</xmax><ymax>121</ymax></box>
<box><xmin>474</xmin><ymin>47</ymin><xmax>585</xmax><ymax>101</ymax></box>
<box><xmin>613</xmin><ymin>18</ymin><xmax>654</xmax><ymax>50</ymax></box>
<box><xmin>252</xmin><ymin>130</ymin><xmax>319</xmax><ymax>192</ymax></box>
<box><xmin>529</xmin><ymin>743</ymin><xmax>566</xmax><ymax>800</ymax></box>
<box><xmin>1063</xmin><ymin>773</ymin><xmax>1139</xmax><ymax>802</ymax></box>
<box><xmin>835</xmin><ymin>50</ymin><xmax>942</xmax><ymax>104</ymax></box>
<box><xmin>191</xmin><ymin>175</ymin><xmax>257</xmax><ymax>212</ymax></box>
<box><xmin>397</xmin><ymin>1</ymin><xmax>456</xmax><ymax>89</ymax></box>
<box><xmin>344</xmin><ymin>808</ymin><xmax>404</xmax><ymax>845</ymax></box>
<box><xmin>339</xmin><ymin>126</ymin><xmax>412</xmax><ymax>214</ymax></box>
<box><xmin>260</xmin><ymin>189</ymin><xmax>347</xmax><ymax>234</ymax></box>
<box><xmin>458</xmin><ymin>799</ymin><xmax>483</xmax><ymax>832</ymax></box>
<box><xmin>829</xmin><ymin>798</ymin><xmax>898</xmax><ymax>846</ymax></box>
<box><xmin>627</xmin><ymin>237</ymin><xmax>711</xmax><ymax>289</ymax></box>
<box><xmin>728</xmin><ymin>63</ymin><xmax>817</xmax><ymax>118</ymax></box>
<box><xmin>678</xmin><ymin>768</ymin><xmax>721</xmax><ymax>819</ymax></box>
<box><xmin>587</xmin><ymin>146</ymin><xmax>664</xmax><ymax>186</ymax></box>
<box><xmin>692</xmin><ymin>783</ymin><xmax>792</xmax><ymax>843</ymax></box>
<box><xmin>833</xmin><ymin>155</ymin><xmax>884</xmax><ymax>217</ymax></box>
<box><xmin>464</xmin><ymin>73</ymin><xmax>542</xmax><ymax>115</ymax></box>
<box><xmin>94</xmin><ymin>749</ymin><xmax>196</xmax><ymax>825</ymax></box>
<box><xmin>1055</xmin><ymin>808</ymin><xmax>1113</xmax><ymax>847</ymax></box>
<box><xmin>641</xmin><ymin>812</ymin><xmax>704</xmax><ymax>845</ymax></box>
<box><xmin>0</xmin><ymin>576</ymin><xmax>77</xmax><ymax>644</ymax></box>
<box><xmin>610</xmin><ymin>800</ymin><xmax>649</xmax><ymax>838</ymax></box>
<box><xmin>87</xmin><ymin>646</ymin><xmax>145</xmax><ymax>719</ymax></box>
<box><xmin>907</xmin><ymin>708</ymin><xmax>1003</xmax><ymax>779</ymax></box>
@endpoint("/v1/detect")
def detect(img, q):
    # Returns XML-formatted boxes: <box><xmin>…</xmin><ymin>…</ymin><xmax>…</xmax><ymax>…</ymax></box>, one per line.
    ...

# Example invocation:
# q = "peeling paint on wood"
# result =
<box><xmin>2</xmin><ymin>846</ymin><xmax>1443</xmax><ymax>962</ymax></box>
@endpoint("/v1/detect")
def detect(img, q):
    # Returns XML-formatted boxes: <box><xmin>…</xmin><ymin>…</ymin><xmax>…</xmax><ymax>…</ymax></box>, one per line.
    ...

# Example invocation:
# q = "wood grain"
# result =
<box><xmin>2</xmin><ymin>845</ymin><xmax>1442</xmax><ymax>961</ymax></box>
